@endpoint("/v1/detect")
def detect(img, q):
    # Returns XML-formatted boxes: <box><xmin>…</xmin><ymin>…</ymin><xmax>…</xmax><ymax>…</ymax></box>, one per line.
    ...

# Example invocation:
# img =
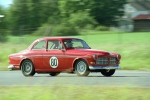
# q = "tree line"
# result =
<box><xmin>0</xmin><ymin>0</ymin><xmax>126</xmax><ymax>39</ymax></box>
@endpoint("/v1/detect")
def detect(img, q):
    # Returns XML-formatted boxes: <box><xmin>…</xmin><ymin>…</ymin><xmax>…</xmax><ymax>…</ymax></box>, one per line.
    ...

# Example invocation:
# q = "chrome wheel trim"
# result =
<box><xmin>76</xmin><ymin>61</ymin><xmax>87</xmax><ymax>75</ymax></box>
<box><xmin>22</xmin><ymin>61</ymin><xmax>32</xmax><ymax>74</ymax></box>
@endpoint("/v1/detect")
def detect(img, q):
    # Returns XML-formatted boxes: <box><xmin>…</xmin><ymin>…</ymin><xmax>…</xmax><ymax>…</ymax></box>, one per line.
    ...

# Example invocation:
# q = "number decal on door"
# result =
<box><xmin>49</xmin><ymin>56</ymin><xmax>58</xmax><ymax>68</ymax></box>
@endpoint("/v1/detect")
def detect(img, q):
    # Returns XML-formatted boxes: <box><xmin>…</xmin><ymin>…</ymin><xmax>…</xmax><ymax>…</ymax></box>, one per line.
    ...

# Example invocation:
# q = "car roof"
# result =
<box><xmin>37</xmin><ymin>37</ymin><xmax>81</xmax><ymax>41</ymax></box>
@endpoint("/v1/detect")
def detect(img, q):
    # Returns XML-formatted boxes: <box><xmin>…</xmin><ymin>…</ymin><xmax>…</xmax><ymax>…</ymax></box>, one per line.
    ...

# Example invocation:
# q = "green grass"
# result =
<box><xmin>0</xmin><ymin>31</ymin><xmax>150</xmax><ymax>70</ymax></box>
<box><xmin>0</xmin><ymin>85</ymin><xmax>150</xmax><ymax>100</ymax></box>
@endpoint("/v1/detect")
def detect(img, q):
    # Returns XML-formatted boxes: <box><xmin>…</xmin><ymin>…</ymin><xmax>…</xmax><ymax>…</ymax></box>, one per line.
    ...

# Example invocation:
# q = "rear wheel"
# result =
<box><xmin>75</xmin><ymin>60</ymin><xmax>90</xmax><ymax>76</ymax></box>
<box><xmin>21</xmin><ymin>60</ymin><xmax>35</xmax><ymax>76</ymax></box>
<box><xmin>49</xmin><ymin>72</ymin><xmax>60</xmax><ymax>76</ymax></box>
<box><xmin>101</xmin><ymin>69</ymin><xmax>115</xmax><ymax>77</ymax></box>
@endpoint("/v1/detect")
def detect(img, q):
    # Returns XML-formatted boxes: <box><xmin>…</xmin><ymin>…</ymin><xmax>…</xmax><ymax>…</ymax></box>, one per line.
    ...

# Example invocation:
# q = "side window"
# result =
<box><xmin>63</xmin><ymin>39</ymin><xmax>83</xmax><ymax>48</ymax></box>
<box><xmin>73</xmin><ymin>41</ymin><xmax>83</xmax><ymax>48</ymax></box>
<box><xmin>48</xmin><ymin>40</ymin><xmax>63</xmax><ymax>50</ymax></box>
<box><xmin>32</xmin><ymin>40</ymin><xmax>46</xmax><ymax>50</ymax></box>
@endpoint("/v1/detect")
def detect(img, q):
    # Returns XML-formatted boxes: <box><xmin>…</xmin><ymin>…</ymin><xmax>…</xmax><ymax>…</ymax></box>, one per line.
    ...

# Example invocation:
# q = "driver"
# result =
<box><xmin>65</xmin><ymin>41</ymin><xmax>73</xmax><ymax>48</ymax></box>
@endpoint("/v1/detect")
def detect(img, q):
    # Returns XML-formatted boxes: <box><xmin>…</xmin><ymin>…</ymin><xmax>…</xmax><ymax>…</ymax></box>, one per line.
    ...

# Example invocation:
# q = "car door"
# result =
<box><xmin>42</xmin><ymin>40</ymin><xmax>67</xmax><ymax>72</ymax></box>
<box><xmin>30</xmin><ymin>40</ymin><xmax>46</xmax><ymax>70</ymax></box>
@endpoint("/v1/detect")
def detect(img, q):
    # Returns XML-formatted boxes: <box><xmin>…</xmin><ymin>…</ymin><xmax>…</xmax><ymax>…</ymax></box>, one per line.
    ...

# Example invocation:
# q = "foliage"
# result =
<box><xmin>32</xmin><ymin>24</ymin><xmax>49</xmax><ymax>36</ymax></box>
<box><xmin>68</xmin><ymin>11</ymin><xmax>97</xmax><ymax>29</ymax></box>
<box><xmin>7</xmin><ymin>0</ymin><xmax>60</xmax><ymax>35</ymax></box>
<box><xmin>0</xmin><ymin>0</ymin><xmax>127</xmax><ymax>38</ymax></box>
<box><xmin>52</xmin><ymin>23</ymin><xmax>79</xmax><ymax>36</ymax></box>
<box><xmin>0</xmin><ymin>5</ymin><xmax>8</xmax><ymax>41</ymax></box>
<box><xmin>33</xmin><ymin>11</ymin><xmax>96</xmax><ymax>36</ymax></box>
<box><xmin>62</xmin><ymin>0</ymin><xmax>126</xmax><ymax>26</ymax></box>
<box><xmin>2</xmin><ymin>0</ymin><xmax>126</xmax><ymax>35</ymax></box>
<box><xmin>33</xmin><ymin>22</ymin><xmax>79</xmax><ymax>36</ymax></box>
<box><xmin>89</xmin><ymin>0</ymin><xmax>126</xmax><ymax>26</ymax></box>
<box><xmin>8</xmin><ymin>0</ymin><xmax>29</xmax><ymax>35</ymax></box>
<box><xmin>95</xmin><ymin>26</ymin><xmax>109</xmax><ymax>31</ymax></box>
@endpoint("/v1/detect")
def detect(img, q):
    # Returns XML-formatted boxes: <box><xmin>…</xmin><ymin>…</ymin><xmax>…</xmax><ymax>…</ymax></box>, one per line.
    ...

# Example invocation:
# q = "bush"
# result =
<box><xmin>32</xmin><ymin>24</ymin><xmax>50</xmax><ymax>36</ymax></box>
<box><xmin>32</xmin><ymin>11</ymin><xmax>98</xmax><ymax>36</ymax></box>
<box><xmin>68</xmin><ymin>11</ymin><xmax>97</xmax><ymax>29</ymax></box>
<box><xmin>0</xmin><ymin>29</ymin><xmax>8</xmax><ymax>42</ymax></box>
<box><xmin>84</xmin><ymin>24</ymin><xmax>95</xmax><ymax>30</ymax></box>
<box><xmin>95</xmin><ymin>26</ymin><xmax>109</xmax><ymax>31</ymax></box>
<box><xmin>53</xmin><ymin>23</ymin><xmax>79</xmax><ymax>36</ymax></box>
<box><xmin>32</xmin><ymin>23</ymin><xmax>79</xmax><ymax>36</ymax></box>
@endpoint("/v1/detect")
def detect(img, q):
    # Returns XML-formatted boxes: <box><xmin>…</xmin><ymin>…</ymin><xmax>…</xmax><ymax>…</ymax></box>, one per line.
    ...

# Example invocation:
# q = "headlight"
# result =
<box><xmin>117</xmin><ymin>54</ymin><xmax>121</xmax><ymax>59</ymax></box>
<box><xmin>93</xmin><ymin>54</ymin><xmax>98</xmax><ymax>60</ymax></box>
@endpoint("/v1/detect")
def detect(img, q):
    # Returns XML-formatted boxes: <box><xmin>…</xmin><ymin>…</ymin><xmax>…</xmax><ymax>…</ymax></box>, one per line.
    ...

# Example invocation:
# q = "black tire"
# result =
<box><xmin>49</xmin><ymin>72</ymin><xmax>60</xmax><ymax>76</ymax></box>
<box><xmin>101</xmin><ymin>69</ymin><xmax>115</xmax><ymax>77</ymax></box>
<box><xmin>75</xmin><ymin>60</ymin><xmax>90</xmax><ymax>76</ymax></box>
<box><xmin>21</xmin><ymin>60</ymin><xmax>35</xmax><ymax>76</ymax></box>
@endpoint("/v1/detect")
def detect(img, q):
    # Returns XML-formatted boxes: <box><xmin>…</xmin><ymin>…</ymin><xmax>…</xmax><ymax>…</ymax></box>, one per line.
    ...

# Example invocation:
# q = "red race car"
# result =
<box><xmin>8</xmin><ymin>37</ymin><xmax>121</xmax><ymax>77</ymax></box>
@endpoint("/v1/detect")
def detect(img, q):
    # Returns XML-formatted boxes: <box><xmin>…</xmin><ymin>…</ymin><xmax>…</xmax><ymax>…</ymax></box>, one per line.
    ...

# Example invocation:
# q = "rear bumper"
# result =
<box><xmin>89</xmin><ymin>66</ymin><xmax>121</xmax><ymax>70</ymax></box>
<box><xmin>8</xmin><ymin>65</ymin><xmax>15</xmax><ymax>70</ymax></box>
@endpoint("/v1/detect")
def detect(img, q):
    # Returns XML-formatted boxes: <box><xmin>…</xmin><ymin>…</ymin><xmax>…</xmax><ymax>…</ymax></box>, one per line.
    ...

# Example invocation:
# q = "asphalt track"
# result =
<box><xmin>0</xmin><ymin>70</ymin><xmax>150</xmax><ymax>88</ymax></box>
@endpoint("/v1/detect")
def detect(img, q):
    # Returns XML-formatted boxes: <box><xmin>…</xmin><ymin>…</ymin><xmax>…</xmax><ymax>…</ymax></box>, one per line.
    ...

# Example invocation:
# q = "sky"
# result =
<box><xmin>0</xmin><ymin>0</ymin><xmax>13</xmax><ymax>7</ymax></box>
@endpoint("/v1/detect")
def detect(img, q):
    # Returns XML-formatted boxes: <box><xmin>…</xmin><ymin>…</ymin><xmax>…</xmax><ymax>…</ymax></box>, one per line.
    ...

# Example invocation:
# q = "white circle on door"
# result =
<box><xmin>49</xmin><ymin>56</ymin><xmax>58</xmax><ymax>68</ymax></box>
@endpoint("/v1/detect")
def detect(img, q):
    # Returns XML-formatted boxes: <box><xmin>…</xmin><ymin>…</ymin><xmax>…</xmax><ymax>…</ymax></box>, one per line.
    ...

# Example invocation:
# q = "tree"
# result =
<box><xmin>89</xmin><ymin>0</ymin><xmax>126</xmax><ymax>26</ymax></box>
<box><xmin>8</xmin><ymin>0</ymin><xmax>60</xmax><ymax>35</ymax></box>
<box><xmin>0</xmin><ymin>5</ymin><xmax>8</xmax><ymax>41</ymax></box>
<box><xmin>61</xmin><ymin>0</ymin><xmax>126</xmax><ymax>26</ymax></box>
<box><xmin>9</xmin><ymin>0</ymin><xmax>29</xmax><ymax>35</ymax></box>
<box><xmin>0</xmin><ymin>6</ymin><xmax>6</xmax><ymax>30</ymax></box>
<box><xmin>68</xmin><ymin>11</ymin><xmax>97</xmax><ymax>29</ymax></box>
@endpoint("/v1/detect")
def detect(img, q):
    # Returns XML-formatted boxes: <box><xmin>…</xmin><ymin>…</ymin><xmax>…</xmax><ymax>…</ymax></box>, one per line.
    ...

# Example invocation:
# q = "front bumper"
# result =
<box><xmin>89</xmin><ymin>66</ymin><xmax>121</xmax><ymax>70</ymax></box>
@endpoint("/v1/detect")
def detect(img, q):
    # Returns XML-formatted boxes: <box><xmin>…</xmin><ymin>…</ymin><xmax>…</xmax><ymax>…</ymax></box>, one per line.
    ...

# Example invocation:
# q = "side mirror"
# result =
<box><xmin>45</xmin><ymin>49</ymin><xmax>48</xmax><ymax>51</ymax></box>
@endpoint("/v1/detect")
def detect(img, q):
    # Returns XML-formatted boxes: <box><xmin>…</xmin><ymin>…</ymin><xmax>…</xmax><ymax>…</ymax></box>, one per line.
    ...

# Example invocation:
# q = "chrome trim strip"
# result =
<box><xmin>89</xmin><ymin>66</ymin><xmax>121</xmax><ymax>70</ymax></box>
<box><xmin>8</xmin><ymin>65</ymin><xmax>15</xmax><ymax>69</ymax></box>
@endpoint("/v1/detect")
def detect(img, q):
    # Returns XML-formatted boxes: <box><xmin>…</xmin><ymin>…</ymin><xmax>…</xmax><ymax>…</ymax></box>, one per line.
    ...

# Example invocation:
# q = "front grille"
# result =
<box><xmin>96</xmin><ymin>57</ymin><xmax>108</xmax><ymax>64</ymax></box>
<box><xmin>110</xmin><ymin>57</ymin><xmax>116</xmax><ymax>64</ymax></box>
<box><xmin>96</xmin><ymin>57</ymin><xmax>116</xmax><ymax>64</ymax></box>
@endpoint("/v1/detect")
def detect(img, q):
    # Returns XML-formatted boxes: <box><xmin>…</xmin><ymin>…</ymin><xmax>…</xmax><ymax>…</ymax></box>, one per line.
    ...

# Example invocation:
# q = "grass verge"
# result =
<box><xmin>0</xmin><ymin>85</ymin><xmax>150</xmax><ymax>100</ymax></box>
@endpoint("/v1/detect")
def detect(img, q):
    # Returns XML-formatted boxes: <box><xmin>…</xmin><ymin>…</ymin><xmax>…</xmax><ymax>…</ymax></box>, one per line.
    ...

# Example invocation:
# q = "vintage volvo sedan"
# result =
<box><xmin>8</xmin><ymin>37</ymin><xmax>121</xmax><ymax>77</ymax></box>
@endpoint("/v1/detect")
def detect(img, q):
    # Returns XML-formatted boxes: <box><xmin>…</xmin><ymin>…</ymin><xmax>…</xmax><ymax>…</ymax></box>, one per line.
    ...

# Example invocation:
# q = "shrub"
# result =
<box><xmin>32</xmin><ymin>24</ymin><xmax>49</xmax><ymax>36</ymax></box>
<box><xmin>0</xmin><ymin>29</ymin><xmax>8</xmax><ymax>42</ymax></box>
<box><xmin>95</xmin><ymin>26</ymin><xmax>109</xmax><ymax>31</ymax></box>
<box><xmin>52</xmin><ymin>22</ymin><xmax>79</xmax><ymax>36</ymax></box>
<box><xmin>32</xmin><ymin>23</ymin><xmax>79</xmax><ymax>36</ymax></box>
<box><xmin>68</xmin><ymin>11</ymin><xmax>97</xmax><ymax>29</ymax></box>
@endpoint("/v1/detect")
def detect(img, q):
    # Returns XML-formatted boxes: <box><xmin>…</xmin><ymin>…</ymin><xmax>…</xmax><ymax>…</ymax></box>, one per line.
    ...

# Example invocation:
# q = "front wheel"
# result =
<box><xmin>21</xmin><ymin>60</ymin><xmax>35</xmax><ymax>76</ymax></box>
<box><xmin>75</xmin><ymin>60</ymin><xmax>90</xmax><ymax>76</ymax></box>
<box><xmin>49</xmin><ymin>72</ymin><xmax>60</xmax><ymax>76</ymax></box>
<box><xmin>101</xmin><ymin>69</ymin><xmax>115</xmax><ymax>77</ymax></box>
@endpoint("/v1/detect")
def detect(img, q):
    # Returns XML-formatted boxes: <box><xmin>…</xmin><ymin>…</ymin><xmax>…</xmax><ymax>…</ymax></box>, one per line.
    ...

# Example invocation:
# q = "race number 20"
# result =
<box><xmin>49</xmin><ymin>56</ymin><xmax>58</xmax><ymax>68</ymax></box>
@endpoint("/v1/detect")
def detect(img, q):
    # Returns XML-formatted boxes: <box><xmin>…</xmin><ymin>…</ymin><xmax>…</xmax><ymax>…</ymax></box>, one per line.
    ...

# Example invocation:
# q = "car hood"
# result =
<box><xmin>66</xmin><ymin>49</ymin><xmax>116</xmax><ymax>56</ymax></box>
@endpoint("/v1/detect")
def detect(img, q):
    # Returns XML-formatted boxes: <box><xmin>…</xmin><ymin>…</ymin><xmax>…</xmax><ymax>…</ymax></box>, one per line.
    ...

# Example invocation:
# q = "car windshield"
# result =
<box><xmin>63</xmin><ymin>39</ymin><xmax>90</xmax><ymax>49</ymax></box>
